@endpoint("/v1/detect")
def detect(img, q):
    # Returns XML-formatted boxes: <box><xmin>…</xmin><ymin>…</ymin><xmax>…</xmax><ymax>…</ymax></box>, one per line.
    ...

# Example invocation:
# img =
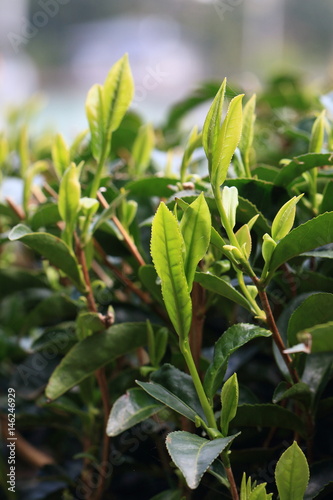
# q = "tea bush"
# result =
<box><xmin>1</xmin><ymin>55</ymin><xmax>333</xmax><ymax>500</ymax></box>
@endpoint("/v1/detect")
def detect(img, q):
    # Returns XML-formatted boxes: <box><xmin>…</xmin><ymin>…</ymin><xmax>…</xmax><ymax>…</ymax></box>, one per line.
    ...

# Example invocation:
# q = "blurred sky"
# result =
<box><xmin>1</xmin><ymin>0</ymin><xmax>333</xmax><ymax>136</ymax></box>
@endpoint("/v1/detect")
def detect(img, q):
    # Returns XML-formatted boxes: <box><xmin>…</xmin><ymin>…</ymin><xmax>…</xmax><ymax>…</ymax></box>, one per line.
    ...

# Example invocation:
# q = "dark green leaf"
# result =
<box><xmin>267</xmin><ymin>212</ymin><xmax>333</xmax><ymax>281</ymax></box>
<box><xmin>287</xmin><ymin>293</ymin><xmax>333</xmax><ymax>346</ymax></box>
<box><xmin>137</xmin><ymin>364</ymin><xmax>206</xmax><ymax>422</ymax></box>
<box><xmin>194</xmin><ymin>272</ymin><xmax>252</xmax><ymax>312</ymax></box>
<box><xmin>138</xmin><ymin>264</ymin><xmax>164</xmax><ymax>306</ymax></box>
<box><xmin>106</xmin><ymin>388</ymin><xmax>164</xmax><ymax>436</ymax></box>
<box><xmin>274</xmin><ymin>153</ymin><xmax>333</xmax><ymax>187</ymax></box>
<box><xmin>126</xmin><ymin>177</ymin><xmax>177</xmax><ymax>198</ymax></box>
<box><xmin>45</xmin><ymin>322</ymin><xmax>158</xmax><ymax>400</ymax></box>
<box><xmin>0</xmin><ymin>268</ymin><xmax>48</xmax><ymax>299</ymax></box>
<box><xmin>272</xmin><ymin>381</ymin><xmax>312</xmax><ymax>407</ymax></box>
<box><xmin>165</xmin><ymin>431</ymin><xmax>238</xmax><ymax>489</ymax></box>
<box><xmin>8</xmin><ymin>224</ymin><xmax>85</xmax><ymax>292</ymax></box>
<box><xmin>231</xmin><ymin>404</ymin><xmax>306</xmax><ymax>437</ymax></box>
<box><xmin>204</xmin><ymin>324</ymin><xmax>271</xmax><ymax>400</ymax></box>
<box><xmin>304</xmin><ymin>460</ymin><xmax>333</xmax><ymax>500</ymax></box>
<box><xmin>297</xmin><ymin>321</ymin><xmax>333</xmax><ymax>352</ymax></box>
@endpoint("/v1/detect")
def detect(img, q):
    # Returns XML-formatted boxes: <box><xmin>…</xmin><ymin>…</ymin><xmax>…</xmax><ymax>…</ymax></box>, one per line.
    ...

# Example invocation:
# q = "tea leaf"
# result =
<box><xmin>275</xmin><ymin>442</ymin><xmax>309</xmax><ymax>500</ymax></box>
<box><xmin>166</xmin><ymin>431</ymin><xmax>237</xmax><ymax>489</ymax></box>
<box><xmin>8</xmin><ymin>224</ymin><xmax>85</xmax><ymax>291</ymax></box>
<box><xmin>151</xmin><ymin>203</ymin><xmax>192</xmax><ymax>340</ymax></box>
<box><xmin>204</xmin><ymin>324</ymin><xmax>271</xmax><ymax>400</ymax></box>
<box><xmin>52</xmin><ymin>133</ymin><xmax>70</xmax><ymax>177</ymax></box>
<box><xmin>103</xmin><ymin>53</ymin><xmax>134</xmax><ymax>135</ymax></box>
<box><xmin>194</xmin><ymin>272</ymin><xmax>252</xmax><ymax>312</ymax></box>
<box><xmin>132</xmin><ymin>123</ymin><xmax>155</xmax><ymax>175</ymax></box>
<box><xmin>267</xmin><ymin>212</ymin><xmax>333</xmax><ymax>281</ymax></box>
<box><xmin>202</xmin><ymin>78</ymin><xmax>226</xmax><ymax>167</ymax></box>
<box><xmin>85</xmin><ymin>83</ymin><xmax>105</xmax><ymax>162</ymax></box>
<box><xmin>106</xmin><ymin>388</ymin><xmax>164</xmax><ymax>436</ymax></box>
<box><xmin>46</xmin><ymin>322</ymin><xmax>157</xmax><ymax>399</ymax></box>
<box><xmin>212</xmin><ymin>93</ymin><xmax>244</xmax><ymax>188</ymax></box>
<box><xmin>180</xmin><ymin>193</ymin><xmax>211</xmax><ymax>290</ymax></box>
<box><xmin>138</xmin><ymin>364</ymin><xmax>206</xmax><ymax>422</ymax></box>
<box><xmin>220</xmin><ymin>373</ymin><xmax>239</xmax><ymax>436</ymax></box>
<box><xmin>271</xmin><ymin>194</ymin><xmax>303</xmax><ymax>242</ymax></box>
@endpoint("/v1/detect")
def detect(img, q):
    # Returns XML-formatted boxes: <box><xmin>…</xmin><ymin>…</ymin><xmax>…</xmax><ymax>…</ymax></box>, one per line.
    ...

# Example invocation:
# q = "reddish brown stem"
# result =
<box><xmin>93</xmin><ymin>240</ymin><xmax>151</xmax><ymax>304</ymax></box>
<box><xmin>252</xmin><ymin>277</ymin><xmax>300</xmax><ymax>384</ymax></box>
<box><xmin>5</xmin><ymin>197</ymin><xmax>25</xmax><ymax>220</ymax></box>
<box><xmin>97</xmin><ymin>192</ymin><xmax>145</xmax><ymax>267</ymax></box>
<box><xmin>75</xmin><ymin>235</ymin><xmax>111</xmax><ymax>500</ymax></box>
<box><xmin>226</xmin><ymin>466</ymin><xmax>239</xmax><ymax>500</ymax></box>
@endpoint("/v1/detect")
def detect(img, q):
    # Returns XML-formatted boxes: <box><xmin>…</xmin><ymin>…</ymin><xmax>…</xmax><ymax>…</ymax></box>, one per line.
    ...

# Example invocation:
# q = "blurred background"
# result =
<box><xmin>1</xmin><ymin>0</ymin><xmax>333</xmax><ymax>137</ymax></box>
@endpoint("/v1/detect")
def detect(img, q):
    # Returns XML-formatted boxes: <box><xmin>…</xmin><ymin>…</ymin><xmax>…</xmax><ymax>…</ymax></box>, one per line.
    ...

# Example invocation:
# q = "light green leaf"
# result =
<box><xmin>180</xmin><ymin>126</ymin><xmax>202</xmax><ymax>182</ymax></box>
<box><xmin>45</xmin><ymin>322</ymin><xmax>157</xmax><ymax>400</ymax></box>
<box><xmin>249</xmin><ymin>484</ymin><xmax>272</xmax><ymax>500</ymax></box>
<box><xmin>194</xmin><ymin>272</ymin><xmax>252</xmax><ymax>312</ymax></box>
<box><xmin>202</xmin><ymin>78</ymin><xmax>226</xmax><ymax>167</ymax></box>
<box><xmin>239</xmin><ymin>94</ymin><xmax>256</xmax><ymax>176</ymax></box>
<box><xmin>106</xmin><ymin>388</ymin><xmax>164</xmax><ymax>436</ymax></box>
<box><xmin>271</xmin><ymin>194</ymin><xmax>303</xmax><ymax>242</ymax></box>
<box><xmin>132</xmin><ymin>123</ymin><xmax>155</xmax><ymax>175</ymax></box>
<box><xmin>58</xmin><ymin>164</ymin><xmax>81</xmax><ymax>226</ymax></box>
<box><xmin>8</xmin><ymin>224</ymin><xmax>85</xmax><ymax>292</ymax></box>
<box><xmin>180</xmin><ymin>193</ymin><xmax>211</xmax><ymax>290</ymax></box>
<box><xmin>235</xmin><ymin>223</ymin><xmax>252</xmax><ymax>258</ymax></box>
<box><xmin>52</xmin><ymin>133</ymin><xmax>70</xmax><ymax>177</ymax></box>
<box><xmin>85</xmin><ymin>83</ymin><xmax>105</xmax><ymax>162</ymax></box>
<box><xmin>165</xmin><ymin>431</ymin><xmax>238</xmax><ymax>489</ymax></box>
<box><xmin>204</xmin><ymin>324</ymin><xmax>272</xmax><ymax>400</ymax></box>
<box><xmin>266</xmin><ymin>212</ymin><xmax>333</xmax><ymax>282</ymax></box>
<box><xmin>309</xmin><ymin>111</ymin><xmax>326</xmax><ymax>153</ymax></box>
<box><xmin>151</xmin><ymin>203</ymin><xmax>192</xmax><ymax>340</ymax></box>
<box><xmin>103</xmin><ymin>53</ymin><xmax>134</xmax><ymax>135</ymax></box>
<box><xmin>212</xmin><ymin>93</ymin><xmax>244</xmax><ymax>188</ymax></box>
<box><xmin>275</xmin><ymin>442</ymin><xmax>309</xmax><ymax>500</ymax></box>
<box><xmin>220</xmin><ymin>373</ymin><xmax>239</xmax><ymax>436</ymax></box>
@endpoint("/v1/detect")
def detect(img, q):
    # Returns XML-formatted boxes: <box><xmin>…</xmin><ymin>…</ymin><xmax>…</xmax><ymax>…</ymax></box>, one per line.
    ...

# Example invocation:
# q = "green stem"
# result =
<box><xmin>236</xmin><ymin>269</ymin><xmax>265</xmax><ymax>320</ymax></box>
<box><xmin>179</xmin><ymin>339</ymin><xmax>216</xmax><ymax>429</ymax></box>
<box><xmin>90</xmin><ymin>142</ymin><xmax>110</xmax><ymax>199</ymax></box>
<box><xmin>243</xmin><ymin>151</ymin><xmax>252</xmax><ymax>178</ymax></box>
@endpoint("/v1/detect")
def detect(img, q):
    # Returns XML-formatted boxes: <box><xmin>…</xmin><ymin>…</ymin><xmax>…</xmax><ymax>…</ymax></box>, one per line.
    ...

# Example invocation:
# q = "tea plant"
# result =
<box><xmin>1</xmin><ymin>55</ymin><xmax>333</xmax><ymax>500</ymax></box>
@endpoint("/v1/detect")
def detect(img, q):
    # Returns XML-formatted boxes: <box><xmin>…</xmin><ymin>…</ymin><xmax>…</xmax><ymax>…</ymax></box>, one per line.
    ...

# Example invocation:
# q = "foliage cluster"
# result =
<box><xmin>1</xmin><ymin>55</ymin><xmax>333</xmax><ymax>500</ymax></box>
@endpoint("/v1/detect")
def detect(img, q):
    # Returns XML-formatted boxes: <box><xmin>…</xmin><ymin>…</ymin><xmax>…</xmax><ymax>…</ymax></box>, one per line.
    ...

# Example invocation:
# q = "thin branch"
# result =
<box><xmin>5</xmin><ymin>197</ymin><xmax>25</xmax><ymax>220</ymax></box>
<box><xmin>97</xmin><ymin>192</ymin><xmax>146</xmax><ymax>267</ymax></box>
<box><xmin>225</xmin><ymin>466</ymin><xmax>239</xmax><ymax>500</ymax></box>
<box><xmin>93</xmin><ymin>240</ymin><xmax>152</xmax><ymax>305</ymax></box>
<box><xmin>75</xmin><ymin>234</ymin><xmax>111</xmax><ymax>500</ymax></box>
<box><xmin>252</xmin><ymin>276</ymin><xmax>300</xmax><ymax>384</ymax></box>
